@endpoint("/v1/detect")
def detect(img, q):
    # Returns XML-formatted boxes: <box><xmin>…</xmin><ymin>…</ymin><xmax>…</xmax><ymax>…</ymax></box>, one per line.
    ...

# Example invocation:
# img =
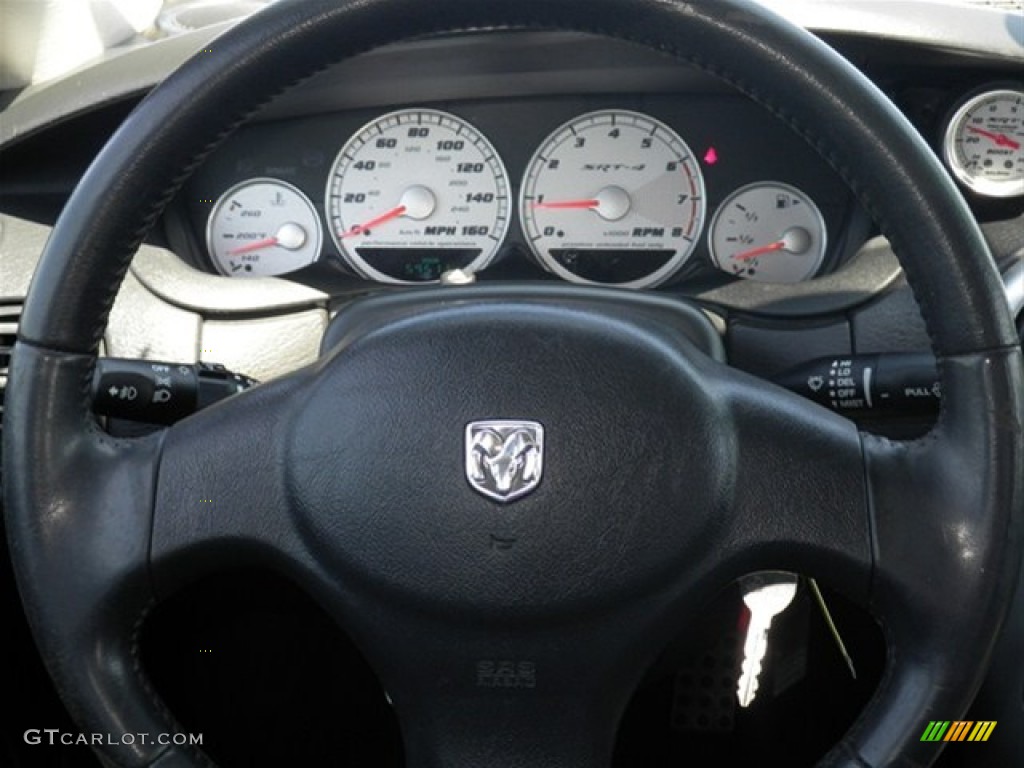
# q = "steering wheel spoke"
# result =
<box><xmin>710</xmin><ymin>364</ymin><xmax>873</xmax><ymax>601</ymax></box>
<box><xmin>150</xmin><ymin>369</ymin><xmax>311</xmax><ymax>596</ymax></box>
<box><xmin>398</xmin><ymin>687</ymin><xmax>618</xmax><ymax>768</ymax></box>
<box><xmin>328</xmin><ymin>589</ymin><xmax>670</xmax><ymax>768</ymax></box>
<box><xmin>840</xmin><ymin>349</ymin><xmax>1024</xmax><ymax>766</ymax></box>
<box><xmin>359</xmin><ymin>626</ymin><xmax>624</xmax><ymax>768</ymax></box>
<box><xmin>4</xmin><ymin>346</ymin><xmax>173</xmax><ymax>765</ymax></box>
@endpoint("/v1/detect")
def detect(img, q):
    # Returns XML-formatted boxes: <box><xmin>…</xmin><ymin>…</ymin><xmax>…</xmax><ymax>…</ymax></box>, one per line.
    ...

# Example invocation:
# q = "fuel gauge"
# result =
<box><xmin>206</xmin><ymin>178</ymin><xmax>322</xmax><ymax>277</ymax></box>
<box><xmin>708</xmin><ymin>182</ymin><xmax>826</xmax><ymax>284</ymax></box>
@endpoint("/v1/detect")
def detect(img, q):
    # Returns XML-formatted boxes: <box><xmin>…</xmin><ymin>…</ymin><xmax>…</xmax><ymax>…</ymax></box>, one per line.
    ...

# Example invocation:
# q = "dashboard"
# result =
<box><xmin>160</xmin><ymin>30</ymin><xmax>1020</xmax><ymax>303</ymax></box>
<box><xmin>1</xmin><ymin>3</ymin><xmax>1023</xmax><ymax>768</ymax></box>
<box><xmin>1</xmin><ymin>24</ymin><xmax>1021</xmax><ymax>400</ymax></box>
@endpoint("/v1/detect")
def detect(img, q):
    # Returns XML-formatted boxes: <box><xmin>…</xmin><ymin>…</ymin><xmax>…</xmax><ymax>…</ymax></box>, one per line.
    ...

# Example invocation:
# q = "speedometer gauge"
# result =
<box><xmin>326</xmin><ymin>109</ymin><xmax>510</xmax><ymax>284</ymax></box>
<box><xmin>942</xmin><ymin>87</ymin><xmax>1024</xmax><ymax>198</ymax></box>
<box><xmin>519</xmin><ymin>110</ymin><xmax>705</xmax><ymax>289</ymax></box>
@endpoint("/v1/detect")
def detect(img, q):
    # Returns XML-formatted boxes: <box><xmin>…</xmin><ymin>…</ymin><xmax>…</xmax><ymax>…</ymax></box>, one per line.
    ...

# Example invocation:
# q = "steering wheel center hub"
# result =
<box><xmin>285</xmin><ymin>293</ymin><xmax>731</xmax><ymax>614</ymax></box>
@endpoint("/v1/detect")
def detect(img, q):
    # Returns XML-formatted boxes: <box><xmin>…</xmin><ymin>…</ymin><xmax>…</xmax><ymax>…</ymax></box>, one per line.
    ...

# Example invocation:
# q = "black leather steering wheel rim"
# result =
<box><xmin>5</xmin><ymin>1</ymin><xmax>1022</xmax><ymax>766</ymax></box>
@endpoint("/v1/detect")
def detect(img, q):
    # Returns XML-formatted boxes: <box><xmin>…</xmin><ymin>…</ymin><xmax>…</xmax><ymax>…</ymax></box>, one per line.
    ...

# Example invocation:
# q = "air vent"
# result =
<box><xmin>0</xmin><ymin>301</ymin><xmax>20</xmax><ymax>492</ymax></box>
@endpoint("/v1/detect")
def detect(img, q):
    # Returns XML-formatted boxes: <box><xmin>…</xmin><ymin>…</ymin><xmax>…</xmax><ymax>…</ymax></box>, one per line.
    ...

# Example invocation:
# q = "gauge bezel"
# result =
<box><xmin>205</xmin><ymin>177</ymin><xmax>323</xmax><ymax>277</ymax></box>
<box><xmin>519</xmin><ymin>109</ymin><xmax>706</xmax><ymax>290</ymax></box>
<box><xmin>942</xmin><ymin>86</ymin><xmax>1024</xmax><ymax>199</ymax></box>
<box><xmin>325</xmin><ymin>108</ymin><xmax>511</xmax><ymax>285</ymax></box>
<box><xmin>707</xmin><ymin>180</ymin><xmax>827</xmax><ymax>284</ymax></box>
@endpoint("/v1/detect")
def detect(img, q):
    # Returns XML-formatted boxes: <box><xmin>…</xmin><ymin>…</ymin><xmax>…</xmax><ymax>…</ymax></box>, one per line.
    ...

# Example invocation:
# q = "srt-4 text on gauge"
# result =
<box><xmin>519</xmin><ymin>110</ymin><xmax>706</xmax><ymax>289</ymax></box>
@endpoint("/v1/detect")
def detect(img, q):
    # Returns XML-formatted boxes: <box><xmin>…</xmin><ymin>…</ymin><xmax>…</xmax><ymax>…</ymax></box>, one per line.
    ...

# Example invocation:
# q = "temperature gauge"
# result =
<box><xmin>206</xmin><ymin>178</ymin><xmax>322</xmax><ymax>277</ymax></box>
<box><xmin>708</xmin><ymin>182</ymin><xmax>826</xmax><ymax>284</ymax></box>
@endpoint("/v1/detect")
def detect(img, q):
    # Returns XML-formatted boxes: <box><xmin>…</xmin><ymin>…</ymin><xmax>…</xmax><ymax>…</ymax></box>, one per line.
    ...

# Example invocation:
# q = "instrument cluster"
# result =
<box><xmin>183</xmin><ymin>84</ymin><xmax>1022</xmax><ymax>290</ymax></box>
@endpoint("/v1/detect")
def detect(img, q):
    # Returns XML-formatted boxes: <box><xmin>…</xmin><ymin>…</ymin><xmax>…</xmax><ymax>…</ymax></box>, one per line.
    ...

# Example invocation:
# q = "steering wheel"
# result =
<box><xmin>5</xmin><ymin>0</ymin><xmax>1022</xmax><ymax>766</ymax></box>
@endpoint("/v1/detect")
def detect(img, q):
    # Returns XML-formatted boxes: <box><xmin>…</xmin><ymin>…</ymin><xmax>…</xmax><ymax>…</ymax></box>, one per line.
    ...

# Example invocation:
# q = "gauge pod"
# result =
<box><xmin>709</xmin><ymin>181</ymin><xmax>826</xmax><ymax>284</ymax></box>
<box><xmin>942</xmin><ymin>86</ymin><xmax>1024</xmax><ymax>198</ymax></box>
<box><xmin>519</xmin><ymin>110</ymin><xmax>705</xmax><ymax>289</ymax></box>
<box><xmin>326</xmin><ymin>109</ymin><xmax>511</xmax><ymax>284</ymax></box>
<box><xmin>206</xmin><ymin>178</ymin><xmax>323</xmax><ymax>277</ymax></box>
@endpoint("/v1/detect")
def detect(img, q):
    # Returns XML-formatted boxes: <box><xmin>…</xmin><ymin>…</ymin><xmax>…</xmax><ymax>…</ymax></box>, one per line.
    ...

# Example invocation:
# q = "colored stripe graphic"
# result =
<box><xmin>968</xmin><ymin>721</ymin><xmax>997</xmax><ymax>742</ymax></box>
<box><xmin>921</xmin><ymin>720</ymin><xmax>996</xmax><ymax>742</ymax></box>
<box><xmin>945</xmin><ymin>721</ymin><xmax>972</xmax><ymax>741</ymax></box>
<box><xmin>921</xmin><ymin>721</ymin><xmax>950</xmax><ymax>742</ymax></box>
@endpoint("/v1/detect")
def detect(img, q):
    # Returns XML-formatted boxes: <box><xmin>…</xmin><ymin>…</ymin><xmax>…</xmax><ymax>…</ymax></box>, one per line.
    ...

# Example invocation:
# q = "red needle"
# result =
<box><xmin>966</xmin><ymin>125</ymin><xmax>1021</xmax><ymax>150</ymax></box>
<box><xmin>229</xmin><ymin>236</ymin><xmax>278</xmax><ymax>255</ymax></box>
<box><xmin>532</xmin><ymin>198</ymin><xmax>600</xmax><ymax>210</ymax></box>
<box><xmin>342</xmin><ymin>205</ymin><xmax>407</xmax><ymax>238</ymax></box>
<box><xmin>734</xmin><ymin>240</ymin><xmax>786</xmax><ymax>261</ymax></box>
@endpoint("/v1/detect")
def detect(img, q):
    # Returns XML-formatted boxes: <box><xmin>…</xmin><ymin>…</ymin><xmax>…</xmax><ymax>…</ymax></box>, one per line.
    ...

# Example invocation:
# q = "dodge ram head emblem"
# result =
<box><xmin>465</xmin><ymin>420</ymin><xmax>544</xmax><ymax>502</ymax></box>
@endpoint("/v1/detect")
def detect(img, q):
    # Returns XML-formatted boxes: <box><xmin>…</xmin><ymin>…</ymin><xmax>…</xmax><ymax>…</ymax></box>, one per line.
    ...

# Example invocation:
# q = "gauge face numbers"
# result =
<box><xmin>519</xmin><ymin>110</ymin><xmax>705</xmax><ymax>289</ymax></box>
<box><xmin>326</xmin><ymin>109</ymin><xmax>510</xmax><ymax>284</ymax></box>
<box><xmin>943</xmin><ymin>88</ymin><xmax>1024</xmax><ymax>197</ymax></box>
<box><xmin>206</xmin><ymin>179</ymin><xmax>322</xmax><ymax>277</ymax></box>
<box><xmin>709</xmin><ymin>182</ymin><xmax>826</xmax><ymax>284</ymax></box>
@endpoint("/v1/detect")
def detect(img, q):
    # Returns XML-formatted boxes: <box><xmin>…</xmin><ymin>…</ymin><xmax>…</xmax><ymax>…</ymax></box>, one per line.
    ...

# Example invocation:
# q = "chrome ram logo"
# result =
<box><xmin>465</xmin><ymin>420</ymin><xmax>544</xmax><ymax>502</ymax></box>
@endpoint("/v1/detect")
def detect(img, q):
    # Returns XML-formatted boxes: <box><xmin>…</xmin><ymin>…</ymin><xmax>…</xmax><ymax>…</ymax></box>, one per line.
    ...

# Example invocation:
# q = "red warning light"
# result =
<box><xmin>704</xmin><ymin>147</ymin><xmax>719</xmax><ymax>165</ymax></box>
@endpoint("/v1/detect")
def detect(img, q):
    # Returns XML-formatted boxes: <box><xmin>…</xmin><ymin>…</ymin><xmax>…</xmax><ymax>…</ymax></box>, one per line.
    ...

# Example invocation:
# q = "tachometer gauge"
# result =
<box><xmin>943</xmin><ymin>87</ymin><xmax>1024</xmax><ymax>198</ymax></box>
<box><xmin>709</xmin><ymin>182</ymin><xmax>826</xmax><ymax>284</ymax></box>
<box><xmin>206</xmin><ymin>178</ymin><xmax>322</xmax><ymax>277</ymax></box>
<box><xmin>519</xmin><ymin>110</ymin><xmax>705</xmax><ymax>289</ymax></box>
<box><xmin>326</xmin><ymin>109</ymin><xmax>510</xmax><ymax>284</ymax></box>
